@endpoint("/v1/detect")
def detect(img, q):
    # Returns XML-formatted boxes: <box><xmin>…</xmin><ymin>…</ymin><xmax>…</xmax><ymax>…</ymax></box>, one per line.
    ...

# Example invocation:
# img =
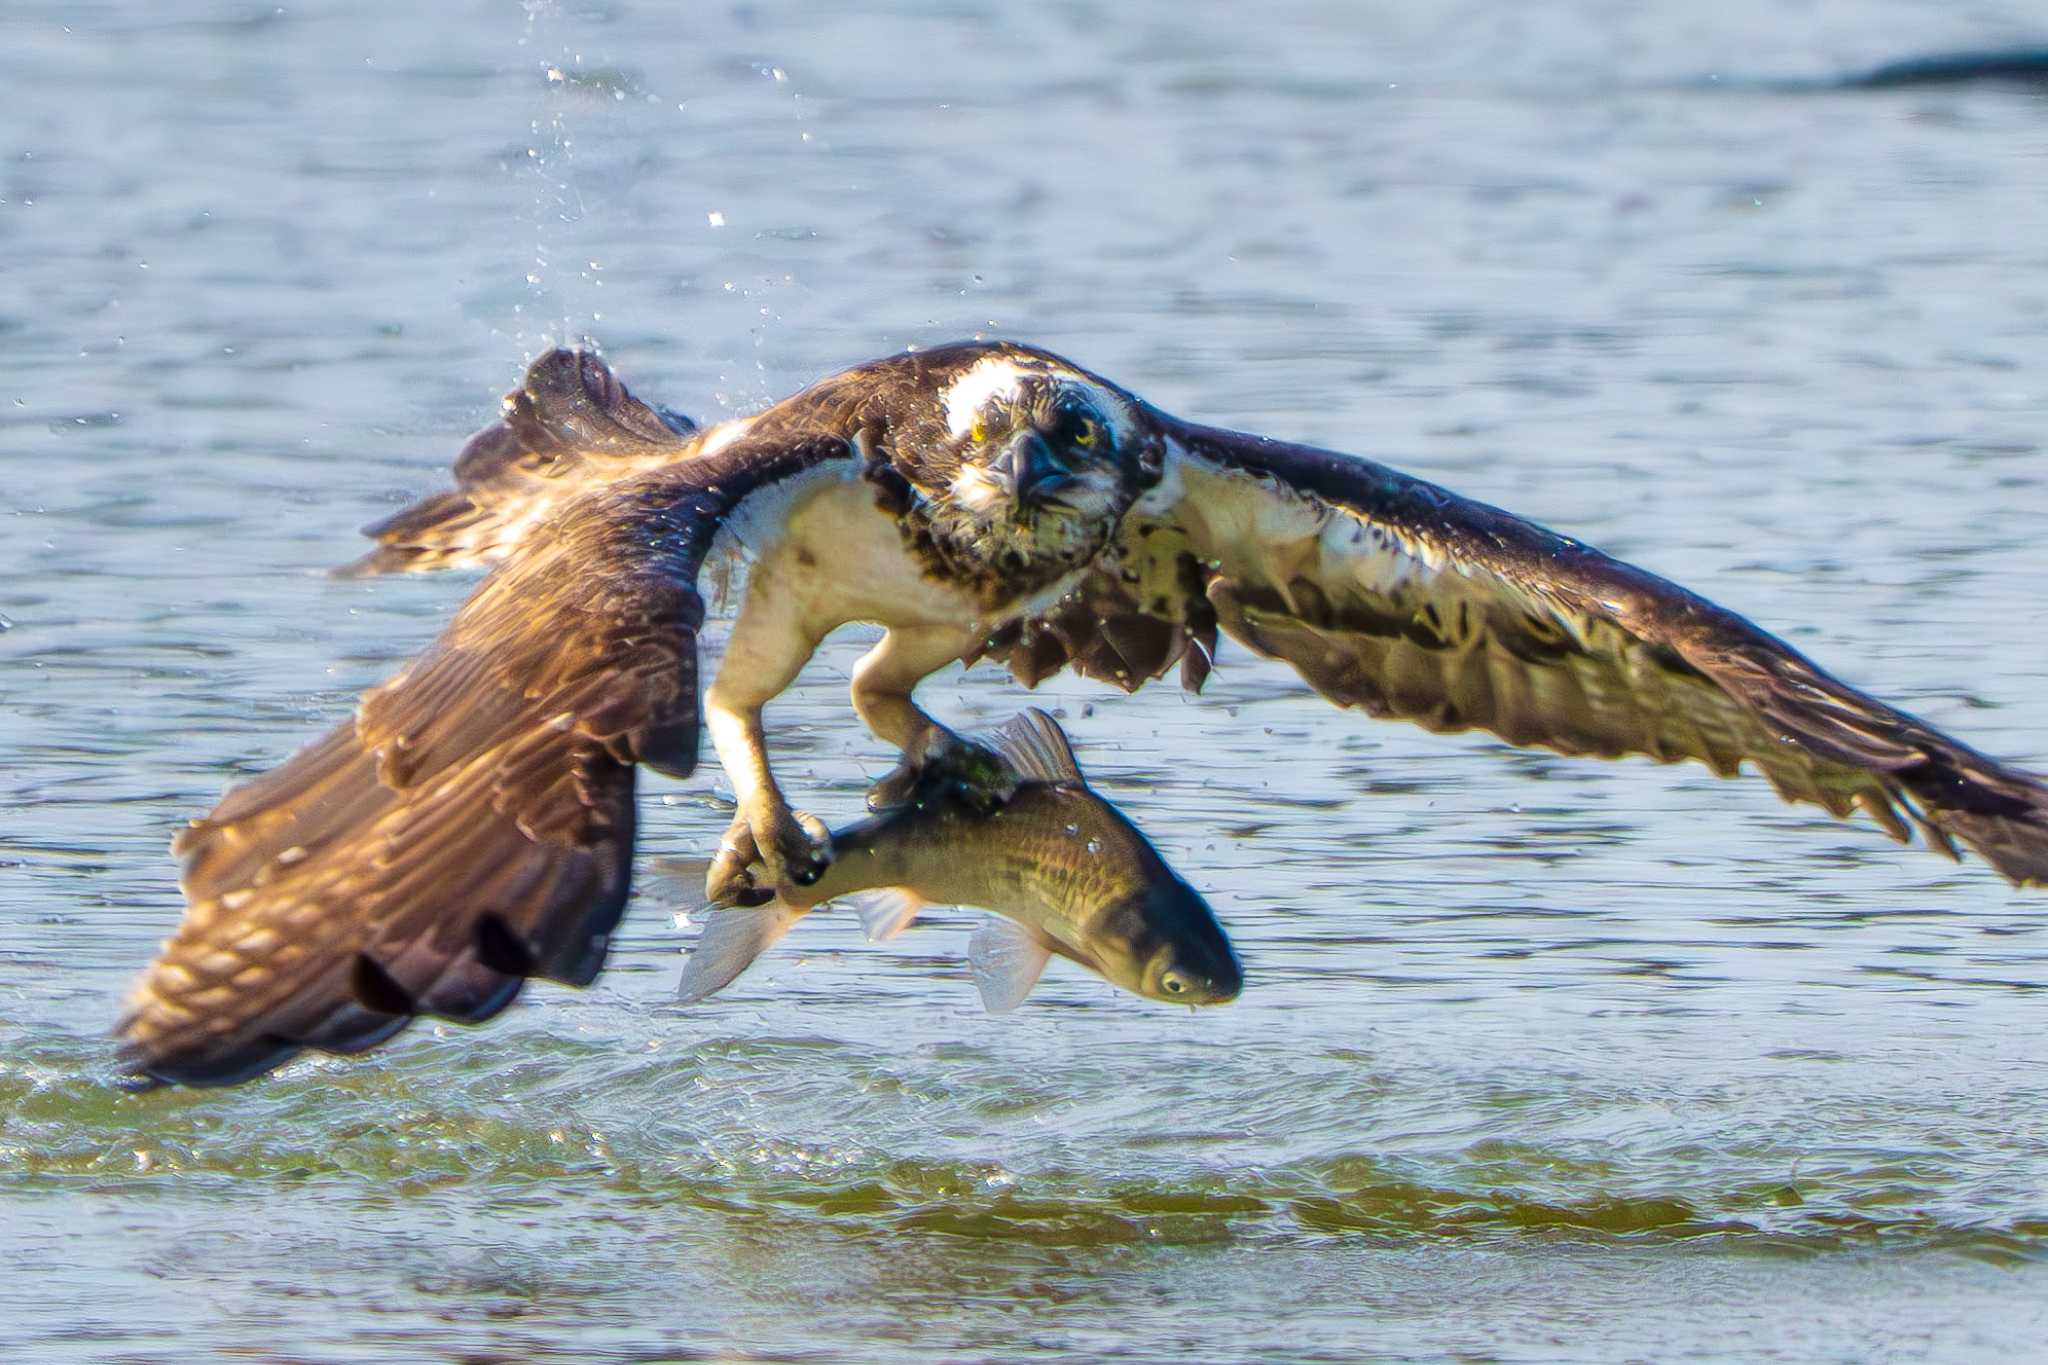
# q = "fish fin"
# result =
<box><xmin>675</xmin><ymin>901</ymin><xmax>805</xmax><ymax>1005</ymax></box>
<box><xmin>982</xmin><ymin>708</ymin><xmax>1082</xmax><ymax>784</ymax></box>
<box><xmin>967</xmin><ymin>916</ymin><xmax>1054</xmax><ymax>1013</ymax></box>
<box><xmin>652</xmin><ymin>855</ymin><xmax>715</xmax><ymax>891</ymax></box>
<box><xmin>847</xmin><ymin>888</ymin><xmax>929</xmax><ymax>943</ymax></box>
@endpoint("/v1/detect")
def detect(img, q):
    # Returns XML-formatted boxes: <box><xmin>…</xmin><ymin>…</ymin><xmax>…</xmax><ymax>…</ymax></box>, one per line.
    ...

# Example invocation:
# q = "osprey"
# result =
<box><xmin>120</xmin><ymin>342</ymin><xmax>2048</xmax><ymax>1084</ymax></box>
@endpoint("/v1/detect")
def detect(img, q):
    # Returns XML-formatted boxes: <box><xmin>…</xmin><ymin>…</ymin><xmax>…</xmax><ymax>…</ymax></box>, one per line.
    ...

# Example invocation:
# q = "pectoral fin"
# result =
<box><xmin>967</xmin><ymin>916</ymin><xmax>1054</xmax><ymax>1013</ymax></box>
<box><xmin>676</xmin><ymin>901</ymin><xmax>805</xmax><ymax>1005</ymax></box>
<box><xmin>847</xmin><ymin>888</ymin><xmax>930</xmax><ymax>943</ymax></box>
<box><xmin>653</xmin><ymin>855</ymin><xmax>715</xmax><ymax>886</ymax></box>
<box><xmin>652</xmin><ymin>856</ymin><xmax>715</xmax><ymax>923</ymax></box>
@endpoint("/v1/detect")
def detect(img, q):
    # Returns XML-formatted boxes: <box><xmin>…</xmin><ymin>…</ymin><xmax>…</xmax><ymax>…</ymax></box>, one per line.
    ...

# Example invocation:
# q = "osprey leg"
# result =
<box><xmin>853</xmin><ymin>625</ymin><xmax>1020</xmax><ymax>812</ymax></box>
<box><xmin>702</xmin><ymin>583</ymin><xmax>833</xmax><ymax>900</ymax></box>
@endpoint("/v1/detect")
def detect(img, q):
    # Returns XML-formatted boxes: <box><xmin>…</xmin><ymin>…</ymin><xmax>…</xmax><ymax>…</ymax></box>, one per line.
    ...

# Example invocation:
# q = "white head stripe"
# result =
<box><xmin>942</xmin><ymin>354</ymin><xmax>1138</xmax><ymax>446</ymax></box>
<box><xmin>943</xmin><ymin>356</ymin><xmax>1033</xmax><ymax>437</ymax></box>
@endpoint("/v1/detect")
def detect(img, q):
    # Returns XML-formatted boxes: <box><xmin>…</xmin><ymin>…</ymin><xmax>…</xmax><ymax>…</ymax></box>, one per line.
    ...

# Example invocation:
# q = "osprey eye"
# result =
<box><xmin>969</xmin><ymin>419</ymin><xmax>986</xmax><ymax>444</ymax></box>
<box><xmin>1071</xmin><ymin>416</ymin><xmax>1099</xmax><ymax>448</ymax></box>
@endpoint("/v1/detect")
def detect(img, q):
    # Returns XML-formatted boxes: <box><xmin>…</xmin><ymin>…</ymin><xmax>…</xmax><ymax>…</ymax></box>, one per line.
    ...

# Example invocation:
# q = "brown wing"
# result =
<box><xmin>980</xmin><ymin>415</ymin><xmax>2048</xmax><ymax>887</ymax></box>
<box><xmin>119</xmin><ymin>430</ymin><xmax>851</xmax><ymax>1086</ymax></box>
<box><xmin>339</xmin><ymin>348</ymin><xmax>701</xmax><ymax>577</ymax></box>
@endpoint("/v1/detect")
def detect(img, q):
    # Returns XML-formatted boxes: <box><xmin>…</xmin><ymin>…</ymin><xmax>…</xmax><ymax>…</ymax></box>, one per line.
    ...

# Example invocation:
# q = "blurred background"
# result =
<box><xmin>4</xmin><ymin>3</ymin><xmax>2047</xmax><ymax>1361</ymax></box>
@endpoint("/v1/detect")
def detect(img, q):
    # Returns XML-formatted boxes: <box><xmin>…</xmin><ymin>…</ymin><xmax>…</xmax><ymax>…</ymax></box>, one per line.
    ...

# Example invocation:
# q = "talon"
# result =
<box><xmin>705</xmin><ymin>816</ymin><xmax>763</xmax><ymax>904</ymax></box>
<box><xmin>866</xmin><ymin>759</ymin><xmax>921</xmax><ymax>812</ymax></box>
<box><xmin>784</xmin><ymin>811</ymin><xmax>832</xmax><ymax>886</ymax></box>
<box><xmin>868</xmin><ymin>728</ymin><xmax>1022</xmax><ymax>814</ymax></box>
<box><xmin>721</xmin><ymin>801</ymin><xmax>833</xmax><ymax>898</ymax></box>
<box><xmin>953</xmin><ymin>776</ymin><xmax>1008</xmax><ymax>817</ymax></box>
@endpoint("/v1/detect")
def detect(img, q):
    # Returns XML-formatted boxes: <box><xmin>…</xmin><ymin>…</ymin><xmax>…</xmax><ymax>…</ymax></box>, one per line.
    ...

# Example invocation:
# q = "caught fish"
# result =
<box><xmin>668</xmin><ymin>709</ymin><xmax>1242</xmax><ymax>1012</ymax></box>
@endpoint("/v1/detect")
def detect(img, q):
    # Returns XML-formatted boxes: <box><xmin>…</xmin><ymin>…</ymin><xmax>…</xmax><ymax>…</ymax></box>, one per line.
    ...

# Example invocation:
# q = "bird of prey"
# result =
<box><xmin>119</xmin><ymin>341</ymin><xmax>2048</xmax><ymax>1084</ymax></box>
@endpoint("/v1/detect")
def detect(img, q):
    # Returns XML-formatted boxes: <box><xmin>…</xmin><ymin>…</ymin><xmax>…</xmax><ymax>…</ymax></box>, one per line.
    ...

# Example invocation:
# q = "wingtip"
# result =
<box><xmin>329</xmin><ymin>545</ymin><xmax>416</xmax><ymax>579</ymax></box>
<box><xmin>521</xmin><ymin>345</ymin><xmax>598</xmax><ymax>402</ymax></box>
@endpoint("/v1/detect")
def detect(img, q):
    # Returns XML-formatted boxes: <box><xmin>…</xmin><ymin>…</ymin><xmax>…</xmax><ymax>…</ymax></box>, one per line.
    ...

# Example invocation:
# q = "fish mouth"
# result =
<box><xmin>1152</xmin><ymin>968</ymin><xmax>1241</xmax><ymax>1006</ymax></box>
<box><xmin>1109</xmin><ymin>883</ymin><xmax>1245</xmax><ymax>1006</ymax></box>
<box><xmin>1142</xmin><ymin>951</ymin><xmax>1242</xmax><ymax>1006</ymax></box>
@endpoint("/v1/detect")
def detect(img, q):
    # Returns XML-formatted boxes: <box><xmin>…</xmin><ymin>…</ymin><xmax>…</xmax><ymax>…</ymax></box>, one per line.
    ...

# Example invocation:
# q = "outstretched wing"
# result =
<box><xmin>339</xmin><ymin>348</ymin><xmax>701</xmax><ymax>577</ymax></box>
<box><xmin>119</xmin><ymin>426</ymin><xmax>851</xmax><ymax>1086</ymax></box>
<box><xmin>978</xmin><ymin>416</ymin><xmax>2048</xmax><ymax>886</ymax></box>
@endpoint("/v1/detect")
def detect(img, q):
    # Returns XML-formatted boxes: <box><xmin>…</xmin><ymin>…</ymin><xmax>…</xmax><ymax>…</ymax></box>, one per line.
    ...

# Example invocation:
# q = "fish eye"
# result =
<box><xmin>1161</xmin><ymin>972</ymin><xmax>1186</xmax><ymax>994</ymax></box>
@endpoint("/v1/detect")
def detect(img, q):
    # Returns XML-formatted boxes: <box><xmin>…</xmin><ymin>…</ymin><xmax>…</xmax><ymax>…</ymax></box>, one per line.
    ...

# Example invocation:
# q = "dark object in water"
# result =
<box><xmin>1840</xmin><ymin>47</ymin><xmax>2048</xmax><ymax>90</ymax></box>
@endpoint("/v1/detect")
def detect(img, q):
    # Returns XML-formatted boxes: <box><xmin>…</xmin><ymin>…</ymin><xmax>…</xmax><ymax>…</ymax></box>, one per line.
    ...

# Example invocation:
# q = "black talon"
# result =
<box><xmin>950</xmin><ymin>776</ymin><xmax>1008</xmax><ymax>816</ymax></box>
<box><xmin>866</xmin><ymin>762</ymin><xmax>919</xmax><ymax>812</ymax></box>
<box><xmin>869</xmin><ymin>733</ymin><xmax>1020</xmax><ymax>815</ymax></box>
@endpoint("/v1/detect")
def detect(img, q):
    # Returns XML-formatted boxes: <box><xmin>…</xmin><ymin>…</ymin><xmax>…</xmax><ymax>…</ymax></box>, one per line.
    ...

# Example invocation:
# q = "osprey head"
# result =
<box><xmin>932</xmin><ymin>351</ymin><xmax>1154</xmax><ymax>575</ymax></box>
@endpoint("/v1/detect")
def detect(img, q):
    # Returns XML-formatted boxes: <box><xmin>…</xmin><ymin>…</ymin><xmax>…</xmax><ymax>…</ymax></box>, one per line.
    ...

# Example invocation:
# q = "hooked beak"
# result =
<box><xmin>990</xmin><ymin>431</ymin><xmax>1074</xmax><ymax>512</ymax></box>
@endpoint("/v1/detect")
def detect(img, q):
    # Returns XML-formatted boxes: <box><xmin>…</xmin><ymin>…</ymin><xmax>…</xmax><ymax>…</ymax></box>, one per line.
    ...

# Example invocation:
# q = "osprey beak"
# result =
<box><xmin>992</xmin><ymin>430</ymin><xmax>1073</xmax><ymax>511</ymax></box>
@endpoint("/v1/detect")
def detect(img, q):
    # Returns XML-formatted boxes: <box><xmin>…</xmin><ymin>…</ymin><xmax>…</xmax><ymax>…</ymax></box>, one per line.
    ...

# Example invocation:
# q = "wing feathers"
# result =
<box><xmin>1013</xmin><ymin>415</ymin><xmax>2048</xmax><ymax>886</ymax></box>
<box><xmin>122</xmin><ymin>405</ymin><xmax>852</xmax><ymax>1084</ymax></box>
<box><xmin>340</xmin><ymin>348</ymin><xmax>701</xmax><ymax>577</ymax></box>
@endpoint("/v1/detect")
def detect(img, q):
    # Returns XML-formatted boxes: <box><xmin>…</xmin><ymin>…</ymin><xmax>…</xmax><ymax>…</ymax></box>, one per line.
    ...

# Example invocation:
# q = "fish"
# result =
<box><xmin>666</xmin><ymin>709</ymin><xmax>1242</xmax><ymax>1012</ymax></box>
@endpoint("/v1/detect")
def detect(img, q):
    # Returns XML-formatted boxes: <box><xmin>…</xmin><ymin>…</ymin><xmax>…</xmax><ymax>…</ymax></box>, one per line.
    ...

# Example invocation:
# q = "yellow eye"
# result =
<box><xmin>969</xmin><ymin>419</ymin><xmax>985</xmax><ymax>444</ymax></box>
<box><xmin>1073</xmin><ymin>418</ymin><xmax>1097</xmax><ymax>447</ymax></box>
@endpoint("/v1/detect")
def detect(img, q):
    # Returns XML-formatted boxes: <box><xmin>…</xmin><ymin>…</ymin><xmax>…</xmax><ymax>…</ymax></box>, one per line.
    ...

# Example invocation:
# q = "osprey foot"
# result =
<box><xmin>866</xmin><ymin>730</ymin><xmax>1021</xmax><ymax>814</ymax></box>
<box><xmin>705</xmin><ymin>804</ymin><xmax>831</xmax><ymax>903</ymax></box>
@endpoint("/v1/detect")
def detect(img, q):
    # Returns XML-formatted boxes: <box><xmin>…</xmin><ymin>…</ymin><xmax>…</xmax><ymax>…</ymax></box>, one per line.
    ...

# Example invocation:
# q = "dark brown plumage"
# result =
<box><xmin>120</xmin><ymin>412</ymin><xmax>851</xmax><ymax>1085</ymax></box>
<box><xmin>339</xmin><ymin>348</ymin><xmax>703</xmax><ymax>578</ymax></box>
<box><xmin>998</xmin><ymin>420</ymin><xmax>2048</xmax><ymax>883</ymax></box>
<box><xmin>119</xmin><ymin>341</ymin><xmax>2048</xmax><ymax>1086</ymax></box>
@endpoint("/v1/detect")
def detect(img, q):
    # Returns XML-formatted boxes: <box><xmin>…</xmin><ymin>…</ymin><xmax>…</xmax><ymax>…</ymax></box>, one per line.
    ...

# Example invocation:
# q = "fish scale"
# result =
<box><xmin>672</xmin><ymin>711</ymin><xmax>1242</xmax><ymax>1010</ymax></box>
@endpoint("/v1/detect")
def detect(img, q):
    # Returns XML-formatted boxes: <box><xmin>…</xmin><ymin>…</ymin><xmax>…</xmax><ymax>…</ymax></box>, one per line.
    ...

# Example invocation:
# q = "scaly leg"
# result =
<box><xmin>703</xmin><ymin>585</ymin><xmax>833</xmax><ymax>902</ymax></box>
<box><xmin>852</xmin><ymin>624</ymin><xmax>1019</xmax><ymax>811</ymax></box>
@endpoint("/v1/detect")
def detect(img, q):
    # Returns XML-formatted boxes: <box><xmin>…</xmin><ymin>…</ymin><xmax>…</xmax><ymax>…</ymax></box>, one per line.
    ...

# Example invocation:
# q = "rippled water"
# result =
<box><xmin>6</xmin><ymin>3</ymin><xmax>2048</xmax><ymax>1361</ymax></box>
